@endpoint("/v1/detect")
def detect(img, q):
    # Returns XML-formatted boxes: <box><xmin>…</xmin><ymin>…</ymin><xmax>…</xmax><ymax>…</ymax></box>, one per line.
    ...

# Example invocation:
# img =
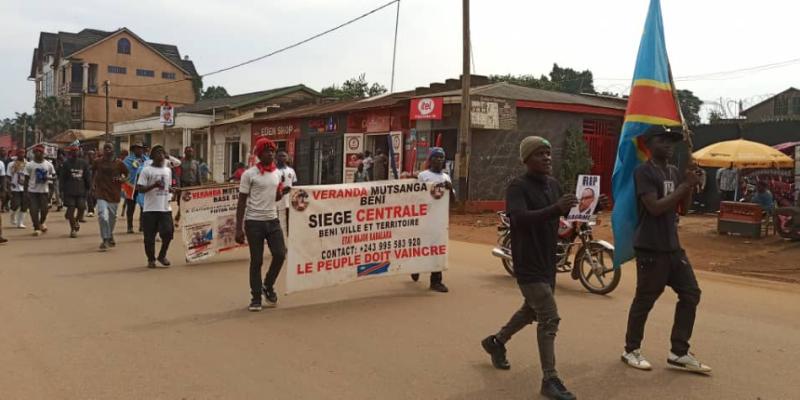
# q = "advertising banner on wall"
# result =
<box><xmin>285</xmin><ymin>180</ymin><xmax>450</xmax><ymax>293</ymax></box>
<box><xmin>179</xmin><ymin>183</ymin><xmax>247</xmax><ymax>262</ymax></box>
<box><xmin>343</xmin><ymin>133</ymin><xmax>364</xmax><ymax>183</ymax></box>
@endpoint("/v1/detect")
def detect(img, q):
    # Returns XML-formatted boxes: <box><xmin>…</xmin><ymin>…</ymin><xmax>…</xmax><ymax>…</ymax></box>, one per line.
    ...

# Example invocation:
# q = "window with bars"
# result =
<box><xmin>162</xmin><ymin>71</ymin><xmax>176</xmax><ymax>80</ymax></box>
<box><xmin>108</xmin><ymin>65</ymin><xmax>127</xmax><ymax>74</ymax></box>
<box><xmin>136</xmin><ymin>69</ymin><xmax>155</xmax><ymax>78</ymax></box>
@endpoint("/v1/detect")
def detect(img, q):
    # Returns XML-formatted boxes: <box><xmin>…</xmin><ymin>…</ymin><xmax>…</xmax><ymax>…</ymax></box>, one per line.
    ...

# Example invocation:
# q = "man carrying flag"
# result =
<box><xmin>612</xmin><ymin>0</ymin><xmax>711</xmax><ymax>373</ymax></box>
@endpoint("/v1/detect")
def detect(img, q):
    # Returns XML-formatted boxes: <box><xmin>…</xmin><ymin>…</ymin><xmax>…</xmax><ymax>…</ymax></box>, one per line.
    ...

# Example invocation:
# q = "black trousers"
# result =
<box><xmin>28</xmin><ymin>193</ymin><xmax>50</xmax><ymax>231</ymax></box>
<box><xmin>625</xmin><ymin>250</ymin><xmax>701</xmax><ymax>356</ymax></box>
<box><xmin>142</xmin><ymin>211</ymin><xmax>174</xmax><ymax>261</ymax></box>
<box><xmin>126</xmin><ymin>194</ymin><xmax>143</xmax><ymax>231</ymax></box>
<box><xmin>245</xmin><ymin>219</ymin><xmax>286</xmax><ymax>298</ymax></box>
<box><xmin>63</xmin><ymin>195</ymin><xmax>86</xmax><ymax>231</ymax></box>
<box><xmin>10</xmin><ymin>191</ymin><xmax>28</xmax><ymax>212</ymax></box>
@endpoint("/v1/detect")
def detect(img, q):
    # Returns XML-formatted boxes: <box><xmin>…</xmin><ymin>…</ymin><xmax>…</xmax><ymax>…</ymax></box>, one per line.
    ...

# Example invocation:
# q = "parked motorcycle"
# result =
<box><xmin>491</xmin><ymin>211</ymin><xmax>621</xmax><ymax>295</ymax></box>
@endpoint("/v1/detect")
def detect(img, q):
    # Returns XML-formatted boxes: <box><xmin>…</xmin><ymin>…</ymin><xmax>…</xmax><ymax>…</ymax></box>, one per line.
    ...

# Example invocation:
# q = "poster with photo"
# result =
<box><xmin>567</xmin><ymin>175</ymin><xmax>601</xmax><ymax>223</ymax></box>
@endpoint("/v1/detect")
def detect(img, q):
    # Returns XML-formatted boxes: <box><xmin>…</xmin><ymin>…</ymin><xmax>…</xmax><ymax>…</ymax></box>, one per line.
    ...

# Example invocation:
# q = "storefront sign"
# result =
<box><xmin>179</xmin><ymin>183</ymin><xmax>247</xmax><ymax>263</ymax></box>
<box><xmin>308</xmin><ymin>117</ymin><xmax>338</xmax><ymax>133</ymax></box>
<box><xmin>252</xmin><ymin>121</ymin><xmax>299</xmax><ymax>140</ymax></box>
<box><xmin>366</xmin><ymin>112</ymin><xmax>391</xmax><ymax>133</ymax></box>
<box><xmin>285</xmin><ymin>180</ymin><xmax>449</xmax><ymax>293</ymax></box>
<box><xmin>410</xmin><ymin>97</ymin><xmax>443</xmax><ymax>120</ymax></box>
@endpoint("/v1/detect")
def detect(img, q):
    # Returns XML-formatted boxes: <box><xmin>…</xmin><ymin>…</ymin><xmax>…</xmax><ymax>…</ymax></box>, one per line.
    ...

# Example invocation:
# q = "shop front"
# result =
<box><xmin>251</xmin><ymin>120</ymin><xmax>300</xmax><ymax>162</ymax></box>
<box><xmin>342</xmin><ymin>108</ymin><xmax>407</xmax><ymax>183</ymax></box>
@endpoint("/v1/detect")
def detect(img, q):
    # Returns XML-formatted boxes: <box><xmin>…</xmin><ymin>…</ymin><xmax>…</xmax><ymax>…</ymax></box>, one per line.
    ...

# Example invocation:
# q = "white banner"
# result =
<box><xmin>179</xmin><ymin>183</ymin><xmax>247</xmax><ymax>262</ymax></box>
<box><xmin>160</xmin><ymin>104</ymin><xmax>174</xmax><ymax>126</ymax></box>
<box><xmin>286</xmin><ymin>179</ymin><xmax>449</xmax><ymax>293</ymax></box>
<box><xmin>343</xmin><ymin>133</ymin><xmax>364</xmax><ymax>183</ymax></box>
<box><xmin>567</xmin><ymin>174</ymin><xmax>600</xmax><ymax>222</ymax></box>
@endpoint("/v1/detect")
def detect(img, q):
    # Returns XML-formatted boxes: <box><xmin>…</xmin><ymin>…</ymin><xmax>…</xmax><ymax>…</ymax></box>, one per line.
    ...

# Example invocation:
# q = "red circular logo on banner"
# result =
<box><xmin>417</xmin><ymin>98</ymin><xmax>435</xmax><ymax>115</ymax></box>
<box><xmin>348</xmin><ymin>137</ymin><xmax>360</xmax><ymax>151</ymax></box>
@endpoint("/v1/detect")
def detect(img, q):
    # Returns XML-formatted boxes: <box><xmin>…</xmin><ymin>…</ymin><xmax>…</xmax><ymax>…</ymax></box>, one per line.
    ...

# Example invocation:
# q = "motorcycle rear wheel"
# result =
<box><xmin>575</xmin><ymin>242</ymin><xmax>620</xmax><ymax>295</ymax></box>
<box><xmin>500</xmin><ymin>235</ymin><xmax>515</xmax><ymax>277</ymax></box>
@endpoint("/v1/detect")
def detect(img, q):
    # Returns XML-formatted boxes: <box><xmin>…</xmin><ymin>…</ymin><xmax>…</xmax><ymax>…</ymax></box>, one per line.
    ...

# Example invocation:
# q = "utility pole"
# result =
<box><xmin>104</xmin><ymin>80</ymin><xmax>110</xmax><ymax>141</ymax></box>
<box><xmin>456</xmin><ymin>0</ymin><xmax>471</xmax><ymax>203</ymax></box>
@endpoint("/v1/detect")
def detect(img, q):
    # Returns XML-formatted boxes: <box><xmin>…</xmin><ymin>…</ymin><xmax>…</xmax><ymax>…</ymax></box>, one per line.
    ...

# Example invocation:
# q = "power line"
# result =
<box><xmin>112</xmin><ymin>0</ymin><xmax>400</xmax><ymax>89</ymax></box>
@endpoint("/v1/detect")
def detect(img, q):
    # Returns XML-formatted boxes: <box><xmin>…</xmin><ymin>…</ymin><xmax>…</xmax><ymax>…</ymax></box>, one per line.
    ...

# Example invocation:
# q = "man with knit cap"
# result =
<box><xmin>411</xmin><ymin>147</ymin><xmax>452</xmax><ymax>292</ymax></box>
<box><xmin>481</xmin><ymin>136</ymin><xmax>579</xmax><ymax>400</ymax></box>
<box><xmin>235</xmin><ymin>137</ymin><xmax>290</xmax><ymax>312</ymax></box>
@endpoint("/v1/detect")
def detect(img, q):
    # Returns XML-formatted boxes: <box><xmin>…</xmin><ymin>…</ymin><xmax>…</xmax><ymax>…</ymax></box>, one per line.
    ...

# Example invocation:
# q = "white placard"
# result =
<box><xmin>567</xmin><ymin>174</ymin><xmax>601</xmax><ymax>222</ymax></box>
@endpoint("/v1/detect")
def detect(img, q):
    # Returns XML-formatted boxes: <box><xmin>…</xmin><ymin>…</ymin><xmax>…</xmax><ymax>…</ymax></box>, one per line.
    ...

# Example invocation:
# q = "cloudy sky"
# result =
<box><xmin>1</xmin><ymin>0</ymin><xmax>797</xmax><ymax>119</ymax></box>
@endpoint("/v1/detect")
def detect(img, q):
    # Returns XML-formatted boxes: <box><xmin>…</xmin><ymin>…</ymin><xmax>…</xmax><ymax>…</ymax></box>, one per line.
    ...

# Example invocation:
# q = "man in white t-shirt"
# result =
<box><xmin>0</xmin><ymin>157</ymin><xmax>6</xmax><ymax>243</ymax></box>
<box><xmin>8</xmin><ymin>149</ymin><xmax>28</xmax><ymax>229</ymax></box>
<box><xmin>235</xmin><ymin>138</ymin><xmax>290</xmax><ymax>312</ymax></box>
<box><xmin>276</xmin><ymin>149</ymin><xmax>297</xmax><ymax>238</ymax></box>
<box><xmin>411</xmin><ymin>147</ymin><xmax>452</xmax><ymax>293</ymax></box>
<box><xmin>136</xmin><ymin>145</ymin><xmax>174</xmax><ymax>268</ymax></box>
<box><xmin>24</xmin><ymin>145</ymin><xmax>57</xmax><ymax>236</ymax></box>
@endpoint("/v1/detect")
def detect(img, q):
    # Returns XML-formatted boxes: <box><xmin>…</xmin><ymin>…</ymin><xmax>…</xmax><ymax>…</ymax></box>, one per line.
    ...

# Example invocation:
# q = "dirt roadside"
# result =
<box><xmin>450</xmin><ymin>212</ymin><xmax>800</xmax><ymax>284</ymax></box>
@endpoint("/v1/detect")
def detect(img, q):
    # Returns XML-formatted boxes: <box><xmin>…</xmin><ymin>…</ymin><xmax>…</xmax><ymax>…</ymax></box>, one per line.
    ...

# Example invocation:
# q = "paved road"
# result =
<box><xmin>1</xmin><ymin>215</ymin><xmax>798</xmax><ymax>399</ymax></box>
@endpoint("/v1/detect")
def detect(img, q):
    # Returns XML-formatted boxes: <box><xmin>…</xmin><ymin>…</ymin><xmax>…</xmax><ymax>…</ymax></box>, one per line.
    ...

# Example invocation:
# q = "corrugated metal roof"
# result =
<box><xmin>418</xmin><ymin>82</ymin><xmax>627</xmax><ymax>110</ymax></box>
<box><xmin>176</xmin><ymin>84</ymin><xmax>318</xmax><ymax>114</ymax></box>
<box><xmin>248</xmin><ymin>90</ymin><xmax>415</xmax><ymax>122</ymax></box>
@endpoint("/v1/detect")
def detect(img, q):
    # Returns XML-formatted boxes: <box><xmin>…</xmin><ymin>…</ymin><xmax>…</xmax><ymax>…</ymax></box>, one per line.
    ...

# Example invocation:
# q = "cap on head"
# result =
<box><xmin>253</xmin><ymin>137</ymin><xmax>277</xmax><ymax>156</ymax></box>
<box><xmin>131</xmin><ymin>141</ymin><xmax>144</xmax><ymax>149</ymax></box>
<box><xmin>642</xmin><ymin>125</ymin><xmax>684</xmax><ymax>142</ymax></box>
<box><xmin>150</xmin><ymin>145</ymin><xmax>165</xmax><ymax>155</ymax></box>
<box><xmin>428</xmin><ymin>147</ymin><xmax>445</xmax><ymax>159</ymax></box>
<box><xmin>519</xmin><ymin>136</ymin><xmax>551</xmax><ymax>163</ymax></box>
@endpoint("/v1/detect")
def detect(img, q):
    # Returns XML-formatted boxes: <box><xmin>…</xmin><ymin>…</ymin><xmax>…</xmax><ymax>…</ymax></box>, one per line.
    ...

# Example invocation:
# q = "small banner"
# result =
<box><xmin>179</xmin><ymin>183</ymin><xmax>247</xmax><ymax>262</ymax></box>
<box><xmin>286</xmin><ymin>179</ymin><xmax>449</xmax><ymax>293</ymax></box>
<box><xmin>567</xmin><ymin>174</ymin><xmax>601</xmax><ymax>223</ymax></box>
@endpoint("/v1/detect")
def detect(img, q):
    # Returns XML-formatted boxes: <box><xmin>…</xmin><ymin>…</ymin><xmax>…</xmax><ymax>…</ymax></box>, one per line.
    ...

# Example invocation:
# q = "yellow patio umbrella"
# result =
<box><xmin>692</xmin><ymin>139</ymin><xmax>794</xmax><ymax>169</ymax></box>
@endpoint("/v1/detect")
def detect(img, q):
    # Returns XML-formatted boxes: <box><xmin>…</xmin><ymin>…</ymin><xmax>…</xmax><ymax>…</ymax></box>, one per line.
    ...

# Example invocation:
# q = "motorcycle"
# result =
<box><xmin>491</xmin><ymin>211</ymin><xmax>621</xmax><ymax>295</ymax></box>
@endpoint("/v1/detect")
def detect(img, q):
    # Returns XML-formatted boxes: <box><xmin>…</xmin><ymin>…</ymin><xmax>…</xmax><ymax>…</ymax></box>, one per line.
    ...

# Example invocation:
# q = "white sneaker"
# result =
<box><xmin>33</xmin><ymin>230</ymin><xmax>42</xmax><ymax>237</ymax></box>
<box><xmin>18</xmin><ymin>223</ymin><xmax>26</xmax><ymax>229</ymax></box>
<box><xmin>668</xmin><ymin>352</ymin><xmax>712</xmax><ymax>374</ymax></box>
<box><xmin>621</xmin><ymin>349</ymin><xmax>652</xmax><ymax>370</ymax></box>
<box><xmin>87</xmin><ymin>212</ymin><xmax>95</xmax><ymax>217</ymax></box>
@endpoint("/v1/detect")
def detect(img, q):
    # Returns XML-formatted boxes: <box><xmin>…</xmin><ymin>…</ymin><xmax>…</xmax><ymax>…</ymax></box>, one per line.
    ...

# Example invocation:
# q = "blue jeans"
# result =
<box><xmin>96</xmin><ymin>199</ymin><xmax>119</xmax><ymax>241</ymax></box>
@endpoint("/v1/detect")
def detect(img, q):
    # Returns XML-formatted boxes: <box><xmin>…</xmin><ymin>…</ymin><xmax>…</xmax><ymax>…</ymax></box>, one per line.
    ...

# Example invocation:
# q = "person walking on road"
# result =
<box><xmin>8</xmin><ymin>150</ymin><xmax>28</xmax><ymax>229</ymax></box>
<box><xmin>93</xmin><ymin>143</ymin><xmax>128</xmax><ymax>251</ymax></box>
<box><xmin>0</xmin><ymin>155</ymin><xmax>7</xmax><ymax>244</ymax></box>
<box><xmin>620</xmin><ymin>125</ymin><xmax>711</xmax><ymax>374</ymax></box>
<box><xmin>83</xmin><ymin>149</ymin><xmax>98</xmax><ymax>218</ymax></box>
<box><xmin>136</xmin><ymin>145</ymin><xmax>174</xmax><ymax>268</ymax></box>
<box><xmin>276</xmin><ymin>149</ymin><xmax>297</xmax><ymax>238</ymax></box>
<box><xmin>59</xmin><ymin>143</ymin><xmax>92</xmax><ymax>238</ymax></box>
<box><xmin>411</xmin><ymin>147</ymin><xmax>451</xmax><ymax>293</ymax></box>
<box><xmin>481</xmin><ymin>136</ymin><xmax>579</xmax><ymax>400</ymax></box>
<box><xmin>123</xmin><ymin>142</ymin><xmax>148</xmax><ymax>234</ymax></box>
<box><xmin>24</xmin><ymin>145</ymin><xmax>56</xmax><ymax>236</ymax></box>
<box><xmin>235</xmin><ymin>138</ymin><xmax>289</xmax><ymax>312</ymax></box>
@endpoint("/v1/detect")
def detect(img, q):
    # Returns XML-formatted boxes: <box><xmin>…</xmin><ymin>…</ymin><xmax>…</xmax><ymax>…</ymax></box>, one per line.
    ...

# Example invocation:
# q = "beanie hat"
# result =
<box><xmin>519</xmin><ymin>136</ymin><xmax>551</xmax><ymax>162</ymax></box>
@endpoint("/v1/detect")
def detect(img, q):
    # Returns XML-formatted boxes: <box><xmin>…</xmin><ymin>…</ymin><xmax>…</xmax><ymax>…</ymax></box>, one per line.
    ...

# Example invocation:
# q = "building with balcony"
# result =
<box><xmin>28</xmin><ymin>28</ymin><xmax>198</xmax><ymax>133</ymax></box>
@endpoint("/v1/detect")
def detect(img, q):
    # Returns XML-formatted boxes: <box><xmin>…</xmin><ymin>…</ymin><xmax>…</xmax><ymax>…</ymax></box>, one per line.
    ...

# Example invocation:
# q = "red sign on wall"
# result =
<box><xmin>410</xmin><ymin>97</ymin><xmax>443</xmax><ymax>120</ymax></box>
<box><xmin>251</xmin><ymin>121</ymin><xmax>299</xmax><ymax>140</ymax></box>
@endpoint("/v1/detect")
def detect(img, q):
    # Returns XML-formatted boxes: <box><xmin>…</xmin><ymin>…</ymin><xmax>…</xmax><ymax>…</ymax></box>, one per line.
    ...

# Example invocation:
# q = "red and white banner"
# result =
<box><xmin>179</xmin><ymin>183</ymin><xmax>247</xmax><ymax>262</ymax></box>
<box><xmin>286</xmin><ymin>180</ymin><xmax>449</xmax><ymax>293</ymax></box>
<box><xmin>410</xmin><ymin>97</ymin><xmax>443</xmax><ymax>120</ymax></box>
<box><xmin>159</xmin><ymin>103</ymin><xmax>174</xmax><ymax>126</ymax></box>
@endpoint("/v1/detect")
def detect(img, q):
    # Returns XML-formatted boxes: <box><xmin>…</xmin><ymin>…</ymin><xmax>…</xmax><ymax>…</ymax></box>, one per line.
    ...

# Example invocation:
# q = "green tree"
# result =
<box><xmin>489</xmin><ymin>63</ymin><xmax>596</xmax><ymax>94</ymax></box>
<box><xmin>201</xmin><ymin>85</ymin><xmax>230</xmax><ymax>100</ymax></box>
<box><xmin>34</xmin><ymin>97</ymin><xmax>70</xmax><ymax>139</ymax></box>
<box><xmin>676</xmin><ymin>89</ymin><xmax>702</xmax><ymax>126</ymax></box>
<box><xmin>558</xmin><ymin>128</ymin><xmax>593</xmax><ymax>194</ymax></box>
<box><xmin>321</xmin><ymin>74</ymin><xmax>387</xmax><ymax>100</ymax></box>
<box><xmin>1</xmin><ymin>113</ymin><xmax>35</xmax><ymax>147</ymax></box>
<box><xmin>707</xmin><ymin>109</ymin><xmax>725</xmax><ymax>123</ymax></box>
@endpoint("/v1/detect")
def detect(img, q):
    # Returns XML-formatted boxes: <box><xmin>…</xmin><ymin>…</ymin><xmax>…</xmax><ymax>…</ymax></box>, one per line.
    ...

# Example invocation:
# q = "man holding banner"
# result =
<box><xmin>612</xmin><ymin>0</ymin><xmax>711</xmax><ymax>374</ymax></box>
<box><xmin>410</xmin><ymin>147</ymin><xmax>451</xmax><ymax>293</ymax></box>
<box><xmin>235</xmin><ymin>138</ymin><xmax>289</xmax><ymax>312</ymax></box>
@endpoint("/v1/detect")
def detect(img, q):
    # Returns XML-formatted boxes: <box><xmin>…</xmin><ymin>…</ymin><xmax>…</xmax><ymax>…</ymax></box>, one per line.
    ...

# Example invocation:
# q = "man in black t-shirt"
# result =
<box><xmin>620</xmin><ymin>125</ymin><xmax>711</xmax><ymax>374</ymax></box>
<box><xmin>60</xmin><ymin>145</ymin><xmax>92</xmax><ymax>238</ymax></box>
<box><xmin>481</xmin><ymin>136</ymin><xmax>580</xmax><ymax>400</ymax></box>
